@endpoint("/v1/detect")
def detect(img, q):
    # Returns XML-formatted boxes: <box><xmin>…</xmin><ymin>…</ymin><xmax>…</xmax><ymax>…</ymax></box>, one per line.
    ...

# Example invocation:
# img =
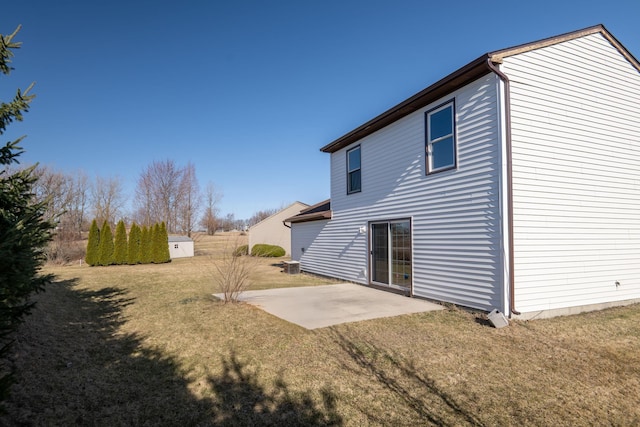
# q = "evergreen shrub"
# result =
<box><xmin>251</xmin><ymin>244</ymin><xmax>285</xmax><ymax>257</ymax></box>
<box><xmin>85</xmin><ymin>219</ymin><xmax>100</xmax><ymax>266</ymax></box>
<box><xmin>113</xmin><ymin>220</ymin><xmax>128</xmax><ymax>265</ymax></box>
<box><xmin>159</xmin><ymin>222</ymin><xmax>170</xmax><ymax>263</ymax></box>
<box><xmin>140</xmin><ymin>226</ymin><xmax>151</xmax><ymax>264</ymax></box>
<box><xmin>127</xmin><ymin>222</ymin><xmax>141</xmax><ymax>265</ymax></box>
<box><xmin>97</xmin><ymin>221</ymin><xmax>114</xmax><ymax>266</ymax></box>
<box><xmin>233</xmin><ymin>244</ymin><xmax>248</xmax><ymax>257</ymax></box>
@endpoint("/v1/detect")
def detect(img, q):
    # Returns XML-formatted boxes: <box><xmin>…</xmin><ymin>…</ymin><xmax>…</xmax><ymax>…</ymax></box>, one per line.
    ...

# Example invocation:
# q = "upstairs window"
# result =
<box><xmin>426</xmin><ymin>100</ymin><xmax>456</xmax><ymax>174</ymax></box>
<box><xmin>347</xmin><ymin>145</ymin><xmax>361</xmax><ymax>194</ymax></box>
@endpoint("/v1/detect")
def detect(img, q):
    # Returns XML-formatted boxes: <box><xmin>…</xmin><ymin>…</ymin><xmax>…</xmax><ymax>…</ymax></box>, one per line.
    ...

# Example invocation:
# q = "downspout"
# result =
<box><xmin>486</xmin><ymin>58</ymin><xmax>521</xmax><ymax>316</ymax></box>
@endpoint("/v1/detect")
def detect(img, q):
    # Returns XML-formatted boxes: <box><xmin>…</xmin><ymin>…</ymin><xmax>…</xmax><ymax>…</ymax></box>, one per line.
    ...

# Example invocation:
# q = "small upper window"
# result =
<box><xmin>347</xmin><ymin>146</ymin><xmax>361</xmax><ymax>194</ymax></box>
<box><xmin>426</xmin><ymin>101</ymin><xmax>456</xmax><ymax>174</ymax></box>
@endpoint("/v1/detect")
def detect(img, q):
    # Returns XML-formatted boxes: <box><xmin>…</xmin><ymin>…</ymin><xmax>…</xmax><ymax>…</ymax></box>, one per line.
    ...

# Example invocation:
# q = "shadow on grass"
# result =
<box><xmin>474</xmin><ymin>317</ymin><xmax>493</xmax><ymax>327</ymax></box>
<box><xmin>331</xmin><ymin>329</ymin><xmax>485</xmax><ymax>426</ymax></box>
<box><xmin>206</xmin><ymin>351</ymin><xmax>342</xmax><ymax>426</ymax></box>
<box><xmin>1</xmin><ymin>278</ymin><xmax>342</xmax><ymax>426</ymax></box>
<box><xmin>0</xmin><ymin>278</ymin><xmax>214</xmax><ymax>425</ymax></box>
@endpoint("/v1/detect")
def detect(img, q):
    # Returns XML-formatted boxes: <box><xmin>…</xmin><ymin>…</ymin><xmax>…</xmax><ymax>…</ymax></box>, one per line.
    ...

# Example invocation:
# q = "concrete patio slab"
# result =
<box><xmin>215</xmin><ymin>283</ymin><xmax>443</xmax><ymax>329</ymax></box>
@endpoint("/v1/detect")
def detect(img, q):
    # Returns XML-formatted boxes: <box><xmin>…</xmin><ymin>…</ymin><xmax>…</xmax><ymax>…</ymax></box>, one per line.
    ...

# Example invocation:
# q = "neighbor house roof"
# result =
<box><xmin>321</xmin><ymin>24</ymin><xmax>640</xmax><ymax>154</ymax></box>
<box><xmin>285</xmin><ymin>199</ymin><xmax>332</xmax><ymax>223</ymax></box>
<box><xmin>168</xmin><ymin>235</ymin><xmax>193</xmax><ymax>243</ymax></box>
<box><xmin>249</xmin><ymin>201</ymin><xmax>309</xmax><ymax>229</ymax></box>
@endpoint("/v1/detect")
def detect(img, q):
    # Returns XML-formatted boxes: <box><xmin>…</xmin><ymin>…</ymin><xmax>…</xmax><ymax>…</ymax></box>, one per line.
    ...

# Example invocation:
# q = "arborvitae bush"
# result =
<box><xmin>97</xmin><ymin>221</ymin><xmax>114</xmax><ymax>266</ymax></box>
<box><xmin>140</xmin><ymin>225</ymin><xmax>152</xmax><ymax>264</ymax></box>
<box><xmin>127</xmin><ymin>223</ymin><xmax>141</xmax><ymax>265</ymax></box>
<box><xmin>251</xmin><ymin>244</ymin><xmax>286</xmax><ymax>257</ymax></box>
<box><xmin>151</xmin><ymin>223</ymin><xmax>161</xmax><ymax>263</ymax></box>
<box><xmin>85</xmin><ymin>219</ymin><xmax>100</xmax><ymax>266</ymax></box>
<box><xmin>159</xmin><ymin>222</ymin><xmax>170</xmax><ymax>263</ymax></box>
<box><xmin>113</xmin><ymin>220</ymin><xmax>128</xmax><ymax>265</ymax></box>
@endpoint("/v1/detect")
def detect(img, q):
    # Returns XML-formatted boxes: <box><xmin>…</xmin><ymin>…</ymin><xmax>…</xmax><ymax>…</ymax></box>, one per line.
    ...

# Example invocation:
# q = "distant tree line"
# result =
<box><xmin>9</xmin><ymin>160</ymin><xmax>224</xmax><ymax>262</ymax></box>
<box><xmin>134</xmin><ymin>160</ymin><xmax>202</xmax><ymax>236</ymax></box>
<box><xmin>85</xmin><ymin>219</ymin><xmax>170</xmax><ymax>266</ymax></box>
<box><xmin>246</xmin><ymin>208</ymin><xmax>280</xmax><ymax>227</ymax></box>
<box><xmin>26</xmin><ymin>160</ymin><xmax>223</xmax><ymax>235</ymax></box>
<box><xmin>16</xmin><ymin>158</ymin><xmax>293</xmax><ymax>262</ymax></box>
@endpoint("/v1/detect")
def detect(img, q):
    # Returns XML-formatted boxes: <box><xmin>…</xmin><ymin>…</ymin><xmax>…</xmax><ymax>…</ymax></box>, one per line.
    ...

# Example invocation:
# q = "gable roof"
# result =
<box><xmin>321</xmin><ymin>24</ymin><xmax>640</xmax><ymax>154</ymax></box>
<box><xmin>168</xmin><ymin>235</ymin><xmax>193</xmax><ymax>243</ymax></box>
<box><xmin>285</xmin><ymin>199</ymin><xmax>331</xmax><ymax>223</ymax></box>
<box><xmin>249</xmin><ymin>201</ymin><xmax>309</xmax><ymax>230</ymax></box>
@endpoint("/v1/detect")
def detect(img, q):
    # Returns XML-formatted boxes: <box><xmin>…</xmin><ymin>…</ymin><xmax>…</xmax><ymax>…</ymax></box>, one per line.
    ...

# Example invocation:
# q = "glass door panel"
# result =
<box><xmin>370</xmin><ymin>220</ymin><xmax>411</xmax><ymax>289</ymax></box>
<box><xmin>391</xmin><ymin>221</ymin><xmax>411</xmax><ymax>288</ymax></box>
<box><xmin>371</xmin><ymin>223</ymin><xmax>389</xmax><ymax>284</ymax></box>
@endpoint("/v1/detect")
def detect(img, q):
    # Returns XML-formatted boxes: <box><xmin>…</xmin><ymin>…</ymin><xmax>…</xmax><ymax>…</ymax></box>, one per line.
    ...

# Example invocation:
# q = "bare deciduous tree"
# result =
<box><xmin>27</xmin><ymin>166</ymin><xmax>91</xmax><ymax>262</ymax></box>
<box><xmin>134</xmin><ymin>159</ymin><xmax>183</xmax><ymax>233</ymax></box>
<box><xmin>31</xmin><ymin>166</ymin><xmax>90</xmax><ymax>236</ymax></box>
<box><xmin>214</xmin><ymin>240</ymin><xmax>256</xmax><ymax>303</ymax></box>
<box><xmin>177</xmin><ymin>162</ymin><xmax>201</xmax><ymax>237</ymax></box>
<box><xmin>200</xmin><ymin>181</ymin><xmax>222</xmax><ymax>235</ymax></box>
<box><xmin>247</xmin><ymin>207</ymin><xmax>280</xmax><ymax>227</ymax></box>
<box><xmin>66</xmin><ymin>171</ymin><xmax>89</xmax><ymax>239</ymax></box>
<box><xmin>32</xmin><ymin>165</ymin><xmax>70</xmax><ymax>224</ymax></box>
<box><xmin>91</xmin><ymin>175</ymin><xmax>126</xmax><ymax>227</ymax></box>
<box><xmin>219</xmin><ymin>213</ymin><xmax>238</xmax><ymax>232</ymax></box>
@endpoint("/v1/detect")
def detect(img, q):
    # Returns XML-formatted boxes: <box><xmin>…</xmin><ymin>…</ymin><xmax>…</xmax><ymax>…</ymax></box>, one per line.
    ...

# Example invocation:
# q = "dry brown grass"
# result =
<box><xmin>2</xmin><ymin>232</ymin><xmax>639</xmax><ymax>425</ymax></box>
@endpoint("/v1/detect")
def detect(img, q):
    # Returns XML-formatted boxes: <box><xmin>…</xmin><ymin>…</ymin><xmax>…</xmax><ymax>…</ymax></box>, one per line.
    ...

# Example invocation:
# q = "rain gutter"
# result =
<box><xmin>485</xmin><ymin>58</ymin><xmax>520</xmax><ymax>316</ymax></box>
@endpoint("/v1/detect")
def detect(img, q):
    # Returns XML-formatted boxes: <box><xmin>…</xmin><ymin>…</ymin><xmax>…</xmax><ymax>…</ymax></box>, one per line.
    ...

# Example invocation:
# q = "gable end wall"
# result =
<box><xmin>503</xmin><ymin>32</ymin><xmax>640</xmax><ymax>314</ymax></box>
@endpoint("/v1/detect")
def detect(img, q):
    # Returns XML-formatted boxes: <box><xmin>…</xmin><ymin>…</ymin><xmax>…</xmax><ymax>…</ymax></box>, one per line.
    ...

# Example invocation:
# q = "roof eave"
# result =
<box><xmin>321</xmin><ymin>24</ymin><xmax>640</xmax><ymax>155</ymax></box>
<box><xmin>285</xmin><ymin>211</ymin><xmax>332</xmax><ymax>224</ymax></box>
<box><xmin>488</xmin><ymin>24</ymin><xmax>640</xmax><ymax>71</ymax></box>
<box><xmin>488</xmin><ymin>24</ymin><xmax>606</xmax><ymax>62</ymax></box>
<box><xmin>320</xmin><ymin>54</ymin><xmax>492</xmax><ymax>153</ymax></box>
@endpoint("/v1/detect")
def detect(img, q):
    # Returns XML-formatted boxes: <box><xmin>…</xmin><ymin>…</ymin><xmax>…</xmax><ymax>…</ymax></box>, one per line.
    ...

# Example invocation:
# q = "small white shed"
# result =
<box><xmin>168</xmin><ymin>236</ymin><xmax>194</xmax><ymax>259</ymax></box>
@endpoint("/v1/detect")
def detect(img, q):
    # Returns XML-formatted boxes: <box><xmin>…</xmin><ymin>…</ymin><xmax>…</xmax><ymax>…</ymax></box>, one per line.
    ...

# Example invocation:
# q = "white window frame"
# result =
<box><xmin>347</xmin><ymin>145</ymin><xmax>361</xmax><ymax>194</ymax></box>
<box><xmin>426</xmin><ymin>100</ymin><xmax>457</xmax><ymax>174</ymax></box>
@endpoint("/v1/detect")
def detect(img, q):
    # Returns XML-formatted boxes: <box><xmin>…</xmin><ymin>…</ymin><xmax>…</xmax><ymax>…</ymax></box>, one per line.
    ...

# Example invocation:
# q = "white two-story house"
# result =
<box><xmin>288</xmin><ymin>25</ymin><xmax>640</xmax><ymax>319</ymax></box>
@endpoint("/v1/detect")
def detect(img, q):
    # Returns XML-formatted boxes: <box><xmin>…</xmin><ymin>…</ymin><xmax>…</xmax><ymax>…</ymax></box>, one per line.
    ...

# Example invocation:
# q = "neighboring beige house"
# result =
<box><xmin>248</xmin><ymin>202</ymin><xmax>308</xmax><ymax>256</ymax></box>
<box><xmin>168</xmin><ymin>235</ymin><xmax>194</xmax><ymax>259</ymax></box>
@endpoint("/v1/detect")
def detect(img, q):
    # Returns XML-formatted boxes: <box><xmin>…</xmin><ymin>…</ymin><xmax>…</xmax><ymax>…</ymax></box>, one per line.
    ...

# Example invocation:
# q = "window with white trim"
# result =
<box><xmin>347</xmin><ymin>145</ymin><xmax>361</xmax><ymax>194</ymax></box>
<box><xmin>426</xmin><ymin>100</ymin><xmax>456</xmax><ymax>174</ymax></box>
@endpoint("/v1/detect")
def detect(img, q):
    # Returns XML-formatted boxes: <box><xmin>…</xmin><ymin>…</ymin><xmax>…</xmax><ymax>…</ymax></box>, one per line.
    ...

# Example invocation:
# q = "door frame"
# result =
<box><xmin>368</xmin><ymin>218</ymin><xmax>413</xmax><ymax>295</ymax></box>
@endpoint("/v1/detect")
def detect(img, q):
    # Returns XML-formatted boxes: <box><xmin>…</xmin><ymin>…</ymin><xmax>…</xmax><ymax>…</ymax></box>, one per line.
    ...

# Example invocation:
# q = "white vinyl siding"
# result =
<box><xmin>296</xmin><ymin>217</ymin><xmax>368</xmax><ymax>281</ymax></box>
<box><xmin>290</xmin><ymin>219</ymin><xmax>329</xmax><ymax>263</ymax></box>
<box><xmin>503</xmin><ymin>33</ymin><xmax>640</xmax><ymax>313</ymax></box>
<box><xmin>306</xmin><ymin>74</ymin><xmax>505</xmax><ymax>312</ymax></box>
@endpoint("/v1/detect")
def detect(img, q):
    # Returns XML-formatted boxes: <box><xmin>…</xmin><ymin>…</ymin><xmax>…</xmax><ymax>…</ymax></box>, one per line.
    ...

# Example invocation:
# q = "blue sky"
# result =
<box><xmin>2</xmin><ymin>0</ymin><xmax>638</xmax><ymax>220</ymax></box>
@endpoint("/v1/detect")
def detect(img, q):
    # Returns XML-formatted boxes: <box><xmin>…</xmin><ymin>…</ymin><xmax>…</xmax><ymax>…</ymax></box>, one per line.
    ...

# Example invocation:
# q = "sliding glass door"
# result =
<box><xmin>370</xmin><ymin>220</ymin><xmax>411</xmax><ymax>290</ymax></box>
<box><xmin>371</xmin><ymin>223</ymin><xmax>389</xmax><ymax>284</ymax></box>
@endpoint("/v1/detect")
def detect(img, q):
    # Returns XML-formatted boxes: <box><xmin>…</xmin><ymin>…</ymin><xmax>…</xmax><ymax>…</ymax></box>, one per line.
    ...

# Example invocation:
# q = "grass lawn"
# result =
<box><xmin>2</xmin><ymin>233</ymin><xmax>640</xmax><ymax>425</ymax></box>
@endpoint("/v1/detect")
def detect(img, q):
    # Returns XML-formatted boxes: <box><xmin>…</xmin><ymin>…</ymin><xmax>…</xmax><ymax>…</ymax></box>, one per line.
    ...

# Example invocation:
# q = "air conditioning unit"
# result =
<box><xmin>283</xmin><ymin>261</ymin><xmax>300</xmax><ymax>274</ymax></box>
